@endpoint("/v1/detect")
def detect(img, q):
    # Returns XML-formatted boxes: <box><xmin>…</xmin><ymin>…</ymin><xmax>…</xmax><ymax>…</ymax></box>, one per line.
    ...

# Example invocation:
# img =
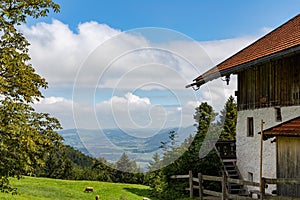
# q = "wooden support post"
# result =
<box><xmin>198</xmin><ymin>173</ymin><xmax>203</xmax><ymax>200</ymax></box>
<box><xmin>222</xmin><ymin>173</ymin><xmax>227</xmax><ymax>200</ymax></box>
<box><xmin>189</xmin><ymin>170</ymin><xmax>193</xmax><ymax>198</ymax></box>
<box><xmin>260</xmin><ymin>177</ymin><xmax>266</xmax><ymax>200</ymax></box>
<box><xmin>260</xmin><ymin>119</ymin><xmax>265</xmax><ymax>194</ymax></box>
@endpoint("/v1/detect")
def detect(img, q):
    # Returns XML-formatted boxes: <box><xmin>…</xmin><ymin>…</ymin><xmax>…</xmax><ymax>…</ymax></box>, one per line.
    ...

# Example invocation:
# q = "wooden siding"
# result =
<box><xmin>277</xmin><ymin>136</ymin><xmax>300</xmax><ymax>197</ymax></box>
<box><xmin>237</xmin><ymin>54</ymin><xmax>300</xmax><ymax>110</ymax></box>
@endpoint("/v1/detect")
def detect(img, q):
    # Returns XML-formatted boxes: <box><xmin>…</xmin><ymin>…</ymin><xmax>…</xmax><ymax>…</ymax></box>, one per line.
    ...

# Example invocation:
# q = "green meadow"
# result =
<box><xmin>0</xmin><ymin>176</ymin><xmax>156</xmax><ymax>200</ymax></box>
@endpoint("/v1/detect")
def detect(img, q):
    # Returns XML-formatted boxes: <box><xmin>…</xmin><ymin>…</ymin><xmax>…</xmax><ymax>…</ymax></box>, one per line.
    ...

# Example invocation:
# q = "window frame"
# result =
<box><xmin>247</xmin><ymin>117</ymin><xmax>254</xmax><ymax>137</ymax></box>
<box><xmin>275</xmin><ymin>107</ymin><xmax>282</xmax><ymax>122</ymax></box>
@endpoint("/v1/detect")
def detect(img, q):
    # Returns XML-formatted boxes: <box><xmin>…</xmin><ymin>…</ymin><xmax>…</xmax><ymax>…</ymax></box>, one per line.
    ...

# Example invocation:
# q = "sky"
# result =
<box><xmin>23</xmin><ymin>0</ymin><xmax>300</xmax><ymax>132</ymax></box>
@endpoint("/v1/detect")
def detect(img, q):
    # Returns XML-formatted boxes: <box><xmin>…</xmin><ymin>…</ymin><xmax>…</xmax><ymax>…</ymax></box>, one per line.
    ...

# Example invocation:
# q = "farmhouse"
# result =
<box><xmin>187</xmin><ymin>14</ymin><xmax>300</xmax><ymax>197</ymax></box>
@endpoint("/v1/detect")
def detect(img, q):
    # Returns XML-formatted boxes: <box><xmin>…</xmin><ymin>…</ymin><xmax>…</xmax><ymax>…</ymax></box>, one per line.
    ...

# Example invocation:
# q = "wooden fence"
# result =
<box><xmin>170</xmin><ymin>171</ymin><xmax>300</xmax><ymax>200</ymax></box>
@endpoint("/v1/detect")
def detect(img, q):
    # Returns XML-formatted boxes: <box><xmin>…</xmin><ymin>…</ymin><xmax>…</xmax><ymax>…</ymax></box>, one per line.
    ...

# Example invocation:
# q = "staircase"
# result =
<box><xmin>215</xmin><ymin>141</ymin><xmax>247</xmax><ymax>196</ymax></box>
<box><xmin>223</xmin><ymin>160</ymin><xmax>245</xmax><ymax>194</ymax></box>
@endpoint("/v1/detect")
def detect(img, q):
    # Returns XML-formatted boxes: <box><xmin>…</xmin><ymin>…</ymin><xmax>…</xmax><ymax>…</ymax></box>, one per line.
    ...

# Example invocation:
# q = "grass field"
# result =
<box><xmin>0</xmin><ymin>176</ymin><xmax>156</xmax><ymax>200</ymax></box>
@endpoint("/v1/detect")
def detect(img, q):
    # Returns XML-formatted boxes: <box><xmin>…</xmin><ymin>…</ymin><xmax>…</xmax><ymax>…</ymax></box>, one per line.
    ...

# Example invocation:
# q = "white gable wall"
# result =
<box><xmin>236</xmin><ymin>106</ymin><xmax>300</xmax><ymax>193</ymax></box>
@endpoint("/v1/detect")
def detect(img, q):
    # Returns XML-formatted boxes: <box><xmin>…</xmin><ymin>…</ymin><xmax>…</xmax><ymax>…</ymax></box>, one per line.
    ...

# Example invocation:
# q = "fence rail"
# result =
<box><xmin>265</xmin><ymin>178</ymin><xmax>300</xmax><ymax>185</ymax></box>
<box><xmin>170</xmin><ymin>171</ymin><xmax>300</xmax><ymax>200</ymax></box>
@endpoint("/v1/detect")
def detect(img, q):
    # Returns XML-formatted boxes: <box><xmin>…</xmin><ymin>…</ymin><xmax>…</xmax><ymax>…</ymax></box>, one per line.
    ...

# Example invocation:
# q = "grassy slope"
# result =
<box><xmin>0</xmin><ymin>176</ymin><xmax>156</xmax><ymax>200</ymax></box>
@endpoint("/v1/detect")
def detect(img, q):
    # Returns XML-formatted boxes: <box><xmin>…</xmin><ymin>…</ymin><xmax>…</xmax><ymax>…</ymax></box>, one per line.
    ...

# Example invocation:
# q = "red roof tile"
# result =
<box><xmin>263</xmin><ymin>116</ymin><xmax>300</xmax><ymax>137</ymax></box>
<box><xmin>194</xmin><ymin>14</ymin><xmax>300</xmax><ymax>82</ymax></box>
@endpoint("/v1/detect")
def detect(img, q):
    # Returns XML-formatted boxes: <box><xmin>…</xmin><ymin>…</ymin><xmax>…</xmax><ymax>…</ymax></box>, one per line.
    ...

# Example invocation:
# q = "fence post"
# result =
<box><xmin>189</xmin><ymin>170</ymin><xmax>193</xmax><ymax>198</ymax></box>
<box><xmin>260</xmin><ymin>177</ymin><xmax>265</xmax><ymax>200</ymax></box>
<box><xmin>198</xmin><ymin>173</ymin><xmax>203</xmax><ymax>200</ymax></box>
<box><xmin>222</xmin><ymin>173</ymin><xmax>227</xmax><ymax>200</ymax></box>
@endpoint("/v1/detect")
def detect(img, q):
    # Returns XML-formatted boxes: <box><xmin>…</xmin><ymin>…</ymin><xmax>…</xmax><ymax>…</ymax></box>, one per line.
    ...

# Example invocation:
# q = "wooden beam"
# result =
<box><xmin>203</xmin><ymin>189</ymin><xmax>222</xmax><ymax>197</ymax></box>
<box><xmin>170</xmin><ymin>174</ymin><xmax>189</xmax><ymax>179</ymax></box>
<box><xmin>260</xmin><ymin>119</ymin><xmax>265</xmax><ymax>194</ymax></box>
<box><xmin>227</xmin><ymin>177</ymin><xmax>260</xmax><ymax>187</ymax></box>
<box><xmin>222</xmin><ymin>173</ymin><xmax>227</xmax><ymax>200</ymax></box>
<box><xmin>198</xmin><ymin>173</ymin><xmax>203</xmax><ymax>200</ymax></box>
<box><xmin>265</xmin><ymin>178</ymin><xmax>300</xmax><ymax>185</ymax></box>
<box><xmin>189</xmin><ymin>170</ymin><xmax>193</xmax><ymax>198</ymax></box>
<box><xmin>202</xmin><ymin>175</ymin><xmax>223</xmax><ymax>182</ymax></box>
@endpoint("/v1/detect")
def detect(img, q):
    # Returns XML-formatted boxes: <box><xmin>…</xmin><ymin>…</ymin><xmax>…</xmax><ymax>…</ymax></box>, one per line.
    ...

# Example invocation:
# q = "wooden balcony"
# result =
<box><xmin>215</xmin><ymin>140</ymin><xmax>236</xmax><ymax>160</ymax></box>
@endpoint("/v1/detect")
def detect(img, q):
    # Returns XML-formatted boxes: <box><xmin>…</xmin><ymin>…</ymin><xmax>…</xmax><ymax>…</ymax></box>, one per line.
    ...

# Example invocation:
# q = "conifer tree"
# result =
<box><xmin>218</xmin><ymin>95</ymin><xmax>237</xmax><ymax>140</ymax></box>
<box><xmin>180</xmin><ymin>102</ymin><xmax>220</xmax><ymax>175</ymax></box>
<box><xmin>145</xmin><ymin>152</ymin><xmax>166</xmax><ymax>197</ymax></box>
<box><xmin>157</xmin><ymin>102</ymin><xmax>221</xmax><ymax>199</ymax></box>
<box><xmin>116</xmin><ymin>153</ymin><xmax>134</xmax><ymax>172</ymax></box>
<box><xmin>115</xmin><ymin>153</ymin><xmax>141</xmax><ymax>183</ymax></box>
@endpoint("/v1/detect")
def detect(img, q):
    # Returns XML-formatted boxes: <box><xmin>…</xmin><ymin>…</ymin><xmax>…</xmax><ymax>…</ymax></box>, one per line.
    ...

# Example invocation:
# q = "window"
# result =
<box><xmin>247</xmin><ymin>117</ymin><xmax>254</xmax><ymax>137</ymax></box>
<box><xmin>275</xmin><ymin>107</ymin><xmax>282</xmax><ymax>122</ymax></box>
<box><xmin>248</xmin><ymin>172</ymin><xmax>254</xmax><ymax>182</ymax></box>
<box><xmin>293</xmin><ymin>92</ymin><xmax>299</xmax><ymax>100</ymax></box>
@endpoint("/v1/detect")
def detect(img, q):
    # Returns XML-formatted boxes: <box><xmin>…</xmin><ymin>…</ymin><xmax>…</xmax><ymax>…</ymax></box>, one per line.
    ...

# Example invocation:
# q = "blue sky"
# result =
<box><xmin>25</xmin><ymin>0</ymin><xmax>300</xmax><ymax>131</ymax></box>
<box><xmin>33</xmin><ymin>0</ymin><xmax>299</xmax><ymax>40</ymax></box>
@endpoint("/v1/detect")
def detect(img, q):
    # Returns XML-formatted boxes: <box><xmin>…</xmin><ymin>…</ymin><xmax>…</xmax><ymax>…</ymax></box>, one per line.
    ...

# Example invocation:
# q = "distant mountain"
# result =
<box><xmin>58</xmin><ymin>126</ymin><xmax>196</xmax><ymax>164</ymax></box>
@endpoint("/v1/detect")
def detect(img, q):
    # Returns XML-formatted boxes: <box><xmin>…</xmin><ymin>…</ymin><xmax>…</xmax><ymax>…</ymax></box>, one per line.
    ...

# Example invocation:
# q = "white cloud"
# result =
<box><xmin>33</xmin><ymin>97</ymin><xmax>75</xmax><ymax>129</ymax></box>
<box><xmin>96</xmin><ymin>93</ymin><xmax>168</xmax><ymax>131</ymax></box>
<box><xmin>95</xmin><ymin>92</ymin><xmax>206</xmax><ymax>138</ymax></box>
<box><xmin>201</xmin><ymin>36</ymin><xmax>257</xmax><ymax>65</ymax></box>
<box><xmin>32</xmin><ymin>93</ymin><xmax>197</xmax><ymax>132</ymax></box>
<box><xmin>24</xmin><ymin>20</ymin><xmax>267</xmax><ymax>130</ymax></box>
<box><xmin>186</xmin><ymin>100</ymin><xmax>201</xmax><ymax>108</ymax></box>
<box><xmin>33</xmin><ymin>96</ymin><xmax>94</xmax><ymax>129</ymax></box>
<box><xmin>108</xmin><ymin>93</ymin><xmax>151</xmax><ymax>105</ymax></box>
<box><xmin>35</xmin><ymin>96</ymin><xmax>67</xmax><ymax>104</ymax></box>
<box><xmin>22</xmin><ymin>20</ymin><xmax>260</xmax><ymax>91</ymax></box>
<box><xmin>22</xmin><ymin>20</ymin><xmax>121</xmax><ymax>87</ymax></box>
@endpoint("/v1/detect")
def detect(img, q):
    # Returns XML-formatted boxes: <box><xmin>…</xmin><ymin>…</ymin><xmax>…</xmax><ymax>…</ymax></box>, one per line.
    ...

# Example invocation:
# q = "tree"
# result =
<box><xmin>218</xmin><ymin>95</ymin><xmax>237</xmax><ymax>140</ymax></box>
<box><xmin>182</xmin><ymin>102</ymin><xmax>219</xmax><ymax>171</ymax></box>
<box><xmin>154</xmin><ymin>102</ymin><xmax>222</xmax><ymax>199</ymax></box>
<box><xmin>145</xmin><ymin>152</ymin><xmax>165</xmax><ymax>197</ymax></box>
<box><xmin>0</xmin><ymin>0</ymin><xmax>62</xmax><ymax>191</ymax></box>
<box><xmin>115</xmin><ymin>153</ymin><xmax>142</xmax><ymax>183</ymax></box>
<box><xmin>178</xmin><ymin>102</ymin><xmax>220</xmax><ymax>182</ymax></box>
<box><xmin>116</xmin><ymin>153</ymin><xmax>135</xmax><ymax>172</ymax></box>
<box><xmin>39</xmin><ymin>145</ymin><xmax>74</xmax><ymax>180</ymax></box>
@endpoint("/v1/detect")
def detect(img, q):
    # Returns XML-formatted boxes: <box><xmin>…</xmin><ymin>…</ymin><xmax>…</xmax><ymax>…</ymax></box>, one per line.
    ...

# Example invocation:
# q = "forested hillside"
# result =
<box><xmin>34</xmin><ymin>144</ymin><xmax>144</xmax><ymax>184</ymax></box>
<box><xmin>144</xmin><ymin>97</ymin><xmax>237</xmax><ymax>199</ymax></box>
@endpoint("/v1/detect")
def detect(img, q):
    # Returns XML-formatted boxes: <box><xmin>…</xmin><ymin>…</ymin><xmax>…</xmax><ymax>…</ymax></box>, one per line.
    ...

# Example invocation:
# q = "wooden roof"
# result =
<box><xmin>262</xmin><ymin>116</ymin><xmax>300</xmax><ymax>137</ymax></box>
<box><xmin>189</xmin><ymin>14</ymin><xmax>300</xmax><ymax>87</ymax></box>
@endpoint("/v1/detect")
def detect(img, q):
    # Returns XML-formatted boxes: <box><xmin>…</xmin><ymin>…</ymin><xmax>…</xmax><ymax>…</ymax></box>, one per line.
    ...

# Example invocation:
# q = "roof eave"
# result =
<box><xmin>258</xmin><ymin>116</ymin><xmax>300</xmax><ymax>139</ymax></box>
<box><xmin>186</xmin><ymin>44</ymin><xmax>300</xmax><ymax>89</ymax></box>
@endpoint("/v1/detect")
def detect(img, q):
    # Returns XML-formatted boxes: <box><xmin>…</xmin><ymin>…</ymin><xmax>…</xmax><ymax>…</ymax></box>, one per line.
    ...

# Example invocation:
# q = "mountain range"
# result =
<box><xmin>58</xmin><ymin>126</ymin><xmax>196</xmax><ymax>165</ymax></box>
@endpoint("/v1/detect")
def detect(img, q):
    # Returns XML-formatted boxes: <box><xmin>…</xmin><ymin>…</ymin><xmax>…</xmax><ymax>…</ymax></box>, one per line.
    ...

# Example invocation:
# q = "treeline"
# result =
<box><xmin>2</xmin><ymin>95</ymin><xmax>236</xmax><ymax>197</ymax></box>
<box><xmin>34</xmin><ymin>145</ymin><xmax>144</xmax><ymax>184</ymax></box>
<box><xmin>33</xmin><ymin>95</ymin><xmax>236</xmax><ymax>200</ymax></box>
<box><xmin>0</xmin><ymin>0</ymin><xmax>238</xmax><ymax>196</ymax></box>
<box><xmin>144</xmin><ymin>96</ymin><xmax>237</xmax><ymax>199</ymax></box>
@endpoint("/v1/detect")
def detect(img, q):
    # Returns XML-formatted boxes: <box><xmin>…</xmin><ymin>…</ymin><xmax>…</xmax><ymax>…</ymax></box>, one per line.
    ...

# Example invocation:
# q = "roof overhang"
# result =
<box><xmin>186</xmin><ymin>45</ymin><xmax>300</xmax><ymax>89</ymax></box>
<box><xmin>259</xmin><ymin>116</ymin><xmax>300</xmax><ymax>140</ymax></box>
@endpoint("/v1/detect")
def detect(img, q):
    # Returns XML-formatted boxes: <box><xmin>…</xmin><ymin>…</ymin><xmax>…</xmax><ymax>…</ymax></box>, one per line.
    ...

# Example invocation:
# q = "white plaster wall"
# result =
<box><xmin>236</xmin><ymin>106</ymin><xmax>300</xmax><ymax>193</ymax></box>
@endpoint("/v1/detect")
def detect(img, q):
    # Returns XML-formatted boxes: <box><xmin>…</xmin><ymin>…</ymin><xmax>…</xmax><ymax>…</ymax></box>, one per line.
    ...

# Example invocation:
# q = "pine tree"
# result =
<box><xmin>116</xmin><ymin>153</ymin><xmax>134</xmax><ymax>172</ymax></box>
<box><xmin>218</xmin><ymin>95</ymin><xmax>237</xmax><ymax>140</ymax></box>
<box><xmin>115</xmin><ymin>153</ymin><xmax>141</xmax><ymax>183</ymax></box>
<box><xmin>180</xmin><ymin>102</ymin><xmax>220</xmax><ymax>175</ymax></box>
<box><xmin>145</xmin><ymin>152</ymin><xmax>165</xmax><ymax>197</ymax></box>
<box><xmin>157</xmin><ymin>102</ymin><xmax>222</xmax><ymax>199</ymax></box>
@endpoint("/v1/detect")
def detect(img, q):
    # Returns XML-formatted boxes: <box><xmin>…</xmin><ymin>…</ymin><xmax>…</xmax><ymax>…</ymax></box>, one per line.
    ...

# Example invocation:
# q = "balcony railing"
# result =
<box><xmin>215</xmin><ymin>140</ymin><xmax>236</xmax><ymax>160</ymax></box>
